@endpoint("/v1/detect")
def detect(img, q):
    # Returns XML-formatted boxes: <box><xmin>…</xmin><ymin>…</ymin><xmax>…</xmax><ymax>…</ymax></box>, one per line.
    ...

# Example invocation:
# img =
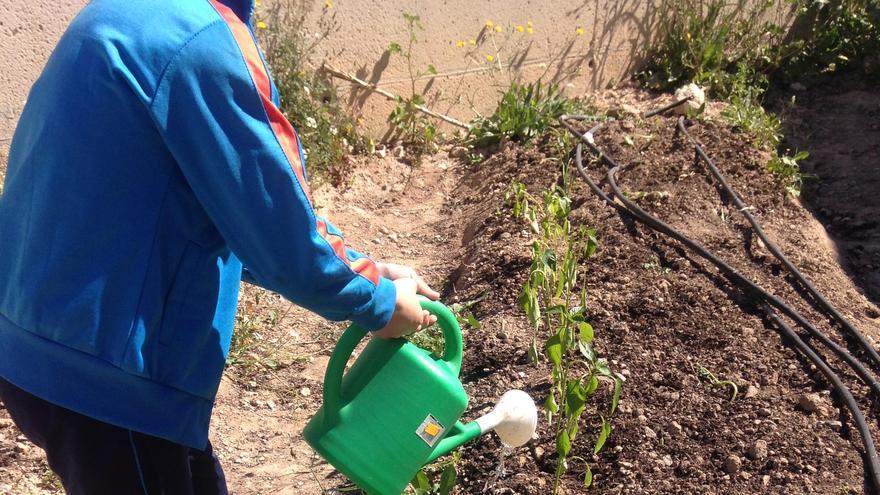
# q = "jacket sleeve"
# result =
<box><xmin>148</xmin><ymin>20</ymin><xmax>395</xmax><ymax>331</ymax></box>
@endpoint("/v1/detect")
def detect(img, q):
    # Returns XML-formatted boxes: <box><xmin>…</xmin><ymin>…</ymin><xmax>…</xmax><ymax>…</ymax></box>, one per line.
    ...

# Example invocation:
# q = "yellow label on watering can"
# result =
<box><xmin>303</xmin><ymin>300</ymin><xmax>480</xmax><ymax>495</ymax></box>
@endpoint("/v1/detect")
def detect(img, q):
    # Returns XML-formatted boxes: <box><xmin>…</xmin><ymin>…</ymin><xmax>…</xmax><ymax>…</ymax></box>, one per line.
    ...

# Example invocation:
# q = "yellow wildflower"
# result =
<box><xmin>456</xmin><ymin>40</ymin><xmax>466</xmax><ymax>48</ymax></box>
<box><xmin>485</xmin><ymin>20</ymin><xmax>494</xmax><ymax>28</ymax></box>
<box><xmin>575</xmin><ymin>27</ymin><xmax>584</xmax><ymax>36</ymax></box>
<box><xmin>255</xmin><ymin>0</ymin><xmax>261</xmax><ymax>5</ymax></box>
<box><xmin>494</xmin><ymin>25</ymin><xmax>502</xmax><ymax>33</ymax></box>
<box><xmin>485</xmin><ymin>54</ymin><xmax>495</xmax><ymax>63</ymax></box>
<box><xmin>256</xmin><ymin>20</ymin><xmax>268</xmax><ymax>29</ymax></box>
<box><xmin>516</xmin><ymin>25</ymin><xmax>524</xmax><ymax>33</ymax></box>
<box><xmin>469</xmin><ymin>38</ymin><xmax>477</xmax><ymax>46</ymax></box>
<box><xmin>325</xmin><ymin>0</ymin><xmax>333</xmax><ymax>8</ymax></box>
<box><xmin>526</xmin><ymin>26</ymin><xmax>534</xmax><ymax>34</ymax></box>
<box><xmin>527</xmin><ymin>20</ymin><xmax>533</xmax><ymax>26</ymax></box>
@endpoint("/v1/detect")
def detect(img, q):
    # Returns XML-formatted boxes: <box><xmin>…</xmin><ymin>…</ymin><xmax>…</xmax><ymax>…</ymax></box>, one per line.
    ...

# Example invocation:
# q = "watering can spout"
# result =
<box><xmin>426</xmin><ymin>389</ymin><xmax>538</xmax><ymax>463</ymax></box>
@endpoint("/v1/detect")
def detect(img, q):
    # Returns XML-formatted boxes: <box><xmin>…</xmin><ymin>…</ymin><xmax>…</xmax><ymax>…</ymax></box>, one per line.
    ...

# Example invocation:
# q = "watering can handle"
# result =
<box><xmin>321</xmin><ymin>299</ymin><xmax>463</xmax><ymax>422</ymax></box>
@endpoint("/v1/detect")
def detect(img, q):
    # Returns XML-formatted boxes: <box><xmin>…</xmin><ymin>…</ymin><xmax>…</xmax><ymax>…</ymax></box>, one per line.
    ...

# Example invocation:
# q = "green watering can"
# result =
<box><xmin>303</xmin><ymin>299</ymin><xmax>538</xmax><ymax>495</ymax></box>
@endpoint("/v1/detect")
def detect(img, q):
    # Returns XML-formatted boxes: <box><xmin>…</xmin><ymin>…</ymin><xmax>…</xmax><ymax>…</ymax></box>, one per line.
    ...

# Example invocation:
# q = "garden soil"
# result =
<box><xmin>2</xmin><ymin>83</ymin><xmax>879</xmax><ymax>494</ymax></box>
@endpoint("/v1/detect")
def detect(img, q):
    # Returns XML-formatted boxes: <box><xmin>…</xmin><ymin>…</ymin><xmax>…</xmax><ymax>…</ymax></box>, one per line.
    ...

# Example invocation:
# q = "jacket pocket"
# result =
<box><xmin>159</xmin><ymin>241</ymin><xmax>201</xmax><ymax>346</ymax></box>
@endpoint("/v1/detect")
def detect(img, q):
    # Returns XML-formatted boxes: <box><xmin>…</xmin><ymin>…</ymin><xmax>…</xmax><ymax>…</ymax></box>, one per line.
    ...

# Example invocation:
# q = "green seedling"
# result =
<box><xmin>626</xmin><ymin>190</ymin><xmax>669</xmax><ymax>201</ymax></box>
<box><xmin>694</xmin><ymin>363</ymin><xmax>738</xmax><ymax>401</ymax></box>
<box><xmin>767</xmin><ymin>150</ymin><xmax>809</xmax><ymax>197</ymax></box>
<box><xmin>407</xmin><ymin>301</ymin><xmax>480</xmax><ymax>357</ymax></box>
<box><xmin>513</xmin><ymin>185</ymin><xmax>621</xmax><ymax>493</ymax></box>
<box><xmin>387</xmin><ymin>12</ymin><xmax>438</xmax><ymax>161</ymax></box>
<box><xmin>409</xmin><ymin>450</ymin><xmax>460</xmax><ymax>495</ymax></box>
<box><xmin>642</xmin><ymin>256</ymin><xmax>671</xmax><ymax>274</ymax></box>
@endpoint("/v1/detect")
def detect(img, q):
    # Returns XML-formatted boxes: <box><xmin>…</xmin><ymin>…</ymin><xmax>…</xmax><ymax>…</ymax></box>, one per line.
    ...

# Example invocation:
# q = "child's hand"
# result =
<box><xmin>373</xmin><ymin>278</ymin><xmax>438</xmax><ymax>339</ymax></box>
<box><xmin>377</xmin><ymin>262</ymin><xmax>440</xmax><ymax>300</ymax></box>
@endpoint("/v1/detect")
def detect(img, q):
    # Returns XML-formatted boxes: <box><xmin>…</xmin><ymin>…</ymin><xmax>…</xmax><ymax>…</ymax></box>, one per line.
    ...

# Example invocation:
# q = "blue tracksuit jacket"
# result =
<box><xmin>0</xmin><ymin>0</ymin><xmax>396</xmax><ymax>449</ymax></box>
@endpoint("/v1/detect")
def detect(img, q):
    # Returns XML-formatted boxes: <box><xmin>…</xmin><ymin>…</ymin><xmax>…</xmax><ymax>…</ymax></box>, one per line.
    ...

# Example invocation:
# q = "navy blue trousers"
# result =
<box><xmin>0</xmin><ymin>377</ymin><xmax>228</xmax><ymax>495</ymax></box>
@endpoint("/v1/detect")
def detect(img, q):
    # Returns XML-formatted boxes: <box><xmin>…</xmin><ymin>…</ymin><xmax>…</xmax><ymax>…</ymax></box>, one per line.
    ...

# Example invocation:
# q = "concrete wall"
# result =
<box><xmin>0</xmin><ymin>0</ymin><xmax>666</xmax><ymax>170</ymax></box>
<box><xmin>0</xmin><ymin>1</ymin><xmax>86</xmax><ymax>180</ymax></box>
<box><xmin>0</xmin><ymin>0</ymin><xmax>790</xmax><ymax>175</ymax></box>
<box><xmin>282</xmin><ymin>0</ymin><xmax>664</xmax><ymax>137</ymax></box>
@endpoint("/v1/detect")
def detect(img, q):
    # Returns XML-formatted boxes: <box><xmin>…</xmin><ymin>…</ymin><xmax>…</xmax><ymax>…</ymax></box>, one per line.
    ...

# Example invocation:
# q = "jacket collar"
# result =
<box><xmin>218</xmin><ymin>0</ymin><xmax>254</xmax><ymax>23</ymax></box>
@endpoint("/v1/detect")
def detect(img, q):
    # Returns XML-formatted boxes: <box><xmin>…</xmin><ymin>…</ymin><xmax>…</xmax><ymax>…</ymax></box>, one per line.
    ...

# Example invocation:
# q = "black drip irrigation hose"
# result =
<box><xmin>642</xmin><ymin>96</ymin><xmax>692</xmax><ymax>119</ymax></box>
<box><xmin>560</xmin><ymin>114</ymin><xmax>880</xmax><ymax>397</ymax></box>
<box><xmin>674</xmin><ymin>116</ymin><xmax>880</xmax><ymax>371</ymax></box>
<box><xmin>558</xmin><ymin>114</ymin><xmax>880</xmax><ymax>493</ymax></box>
<box><xmin>764</xmin><ymin>306</ymin><xmax>880</xmax><ymax>490</ymax></box>
<box><xmin>604</xmin><ymin>164</ymin><xmax>880</xmax><ymax>397</ymax></box>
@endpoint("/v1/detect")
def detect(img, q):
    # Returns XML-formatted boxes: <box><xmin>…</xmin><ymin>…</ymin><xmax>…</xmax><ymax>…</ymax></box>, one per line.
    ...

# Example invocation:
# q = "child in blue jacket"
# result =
<box><xmin>0</xmin><ymin>0</ymin><xmax>439</xmax><ymax>492</ymax></box>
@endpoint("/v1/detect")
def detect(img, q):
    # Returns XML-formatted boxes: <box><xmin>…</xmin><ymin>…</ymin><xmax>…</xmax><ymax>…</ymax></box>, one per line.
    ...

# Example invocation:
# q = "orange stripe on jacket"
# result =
<box><xmin>351</xmin><ymin>258</ymin><xmax>380</xmax><ymax>286</ymax></box>
<box><xmin>316</xmin><ymin>220</ymin><xmax>380</xmax><ymax>285</ymax></box>
<box><xmin>209</xmin><ymin>0</ymin><xmax>381</xmax><ymax>287</ymax></box>
<box><xmin>208</xmin><ymin>0</ymin><xmax>308</xmax><ymax>200</ymax></box>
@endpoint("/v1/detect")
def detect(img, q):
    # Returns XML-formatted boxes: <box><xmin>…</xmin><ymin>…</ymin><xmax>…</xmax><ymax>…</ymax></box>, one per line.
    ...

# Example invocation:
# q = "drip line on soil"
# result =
<box><xmin>560</xmin><ymin>114</ymin><xmax>880</xmax><ymax>398</ymax></box>
<box><xmin>558</xmin><ymin>114</ymin><xmax>880</xmax><ymax>493</ymax></box>
<box><xmin>764</xmin><ymin>305</ymin><xmax>880</xmax><ymax>491</ymax></box>
<box><xmin>674</xmin><ymin>116</ymin><xmax>880</xmax><ymax>372</ymax></box>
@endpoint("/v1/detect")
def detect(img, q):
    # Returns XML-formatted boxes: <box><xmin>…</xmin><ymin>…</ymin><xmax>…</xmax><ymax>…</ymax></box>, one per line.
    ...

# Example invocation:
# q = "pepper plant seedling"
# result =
<box><xmin>511</xmin><ymin>183</ymin><xmax>622</xmax><ymax>492</ymax></box>
<box><xmin>693</xmin><ymin>363</ymin><xmax>738</xmax><ymax>401</ymax></box>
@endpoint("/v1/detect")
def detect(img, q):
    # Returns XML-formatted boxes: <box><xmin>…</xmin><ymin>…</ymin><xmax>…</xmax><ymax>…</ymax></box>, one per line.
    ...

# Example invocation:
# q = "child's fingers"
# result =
<box><xmin>421</xmin><ymin>310</ymin><xmax>437</xmax><ymax>326</ymax></box>
<box><xmin>415</xmin><ymin>276</ymin><xmax>441</xmax><ymax>300</ymax></box>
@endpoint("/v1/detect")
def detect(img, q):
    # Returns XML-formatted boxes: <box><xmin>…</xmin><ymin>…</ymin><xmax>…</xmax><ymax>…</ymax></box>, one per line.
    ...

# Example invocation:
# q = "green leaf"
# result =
<box><xmin>611</xmin><ymin>376</ymin><xmax>622</xmax><ymax>415</ymax></box>
<box><xmin>465</xmin><ymin>312</ymin><xmax>481</xmax><ymax>330</ymax></box>
<box><xmin>545</xmin><ymin>333</ymin><xmax>563</xmax><ymax>367</ymax></box>
<box><xmin>567</xmin><ymin>419</ymin><xmax>580</xmax><ymax>441</ymax></box>
<box><xmin>578</xmin><ymin>340</ymin><xmax>596</xmax><ymax>362</ymax></box>
<box><xmin>410</xmin><ymin>469</ymin><xmax>430</xmax><ymax>491</ymax></box>
<box><xmin>584</xmin><ymin>463</ymin><xmax>593</xmax><ymax>487</ymax></box>
<box><xmin>556</xmin><ymin>429</ymin><xmax>571</xmax><ymax>457</ymax></box>
<box><xmin>566</xmin><ymin>379</ymin><xmax>587</xmax><ymax>411</ymax></box>
<box><xmin>595</xmin><ymin>358</ymin><xmax>612</xmax><ymax>377</ymax></box>
<box><xmin>545</xmin><ymin>391</ymin><xmax>559</xmax><ymax>414</ymax></box>
<box><xmin>578</xmin><ymin>322</ymin><xmax>594</xmax><ymax>344</ymax></box>
<box><xmin>594</xmin><ymin>418</ymin><xmax>611</xmax><ymax>455</ymax></box>
<box><xmin>792</xmin><ymin>150</ymin><xmax>809</xmax><ymax>161</ymax></box>
<box><xmin>555</xmin><ymin>457</ymin><xmax>569</xmax><ymax>478</ymax></box>
<box><xmin>427</xmin><ymin>64</ymin><xmax>438</xmax><ymax>75</ymax></box>
<box><xmin>583</xmin><ymin>374</ymin><xmax>599</xmax><ymax>395</ymax></box>
<box><xmin>438</xmin><ymin>463</ymin><xmax>457</xmax><ymax>495</ymax></box>
<box><xmin>527</xmin><ymin>339</ymin><xmax>540</xmax><ymax>364</ymax></box>
<box><xmin>388</xmin><ymin>42</ymin><xmax>402</xmax><ymax>54</ymax></box>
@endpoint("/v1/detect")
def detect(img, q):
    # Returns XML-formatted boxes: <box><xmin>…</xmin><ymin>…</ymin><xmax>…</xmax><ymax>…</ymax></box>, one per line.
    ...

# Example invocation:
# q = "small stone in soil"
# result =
<box><xmin>744</xmin><ymin>385</ymin><xmax>759</xmax><ymax>399</ymax></box>
<box><xmin>300</xmin><ymin>387</ymin><xmax>312</xmax><ymax>397</ymax></box>
<box><xmin>722</xmin><ymin>454</ymin><xmax>742</xmax><ymax>474</ymax></box>
<box><xmin>746</xmin><ymin>440</ymin><xmax>768</xmax><ymax>460</ymax></box>
<box><xmin>798</xmin><ymin>393</ymin><xmax>825</xmax><ymax>414</ymax></box>
<box><xmin>825</xmin><ymin>420</ymin><xmax>843</xmax><ymax>431</ymax></box>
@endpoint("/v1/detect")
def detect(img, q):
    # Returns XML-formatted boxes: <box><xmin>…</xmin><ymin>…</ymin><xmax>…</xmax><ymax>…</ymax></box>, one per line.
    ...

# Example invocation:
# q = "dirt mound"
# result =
<box><xmin>444</xmin><ymin>116</ymin><xmax>880</xmax><ymax>493</ymax></box>
<box><xmin>782</xmin><ymin>75</ymin><xmax>880</xmax><ymax>306</ymax></box>
<box><xmin>3</xmin><ymin>87</ymin><xmax>880</xmax><ymax>494</ymax></box>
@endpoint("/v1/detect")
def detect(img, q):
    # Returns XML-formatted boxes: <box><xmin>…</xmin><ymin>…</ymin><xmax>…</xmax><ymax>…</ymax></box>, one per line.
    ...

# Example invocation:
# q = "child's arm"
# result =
<box><xmin>149</xmin><ymin>21</ymin><xmax>399</xmax><ymax>331</ymax></box>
